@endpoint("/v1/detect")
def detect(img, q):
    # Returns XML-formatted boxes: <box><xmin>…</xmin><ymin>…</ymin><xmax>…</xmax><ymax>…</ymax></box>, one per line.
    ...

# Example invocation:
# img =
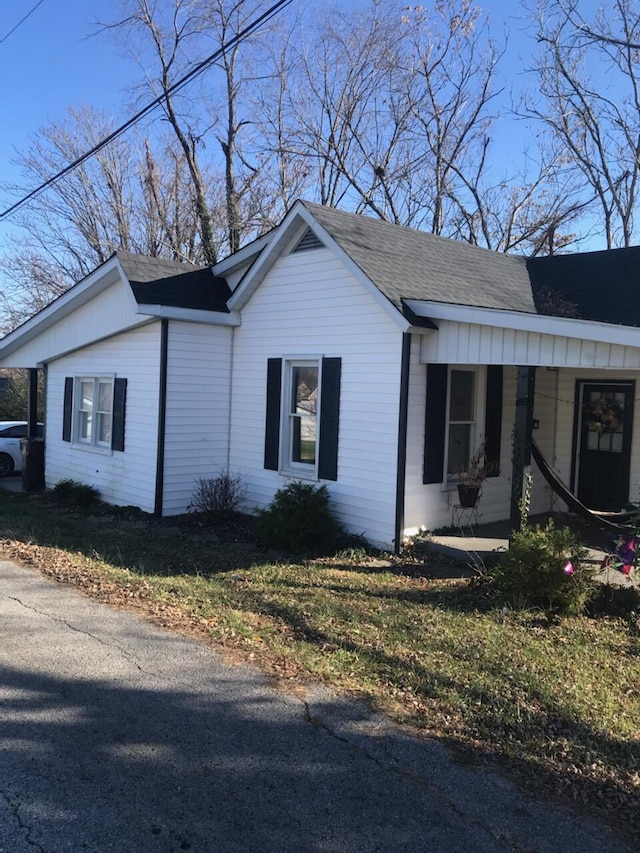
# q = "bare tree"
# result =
<box><xmin>267</xmin><ymin>0</ymin><xmax>578</xmax><ymax>252</ymax></box>
<box><xmin>107</xmin><ymin>0</ymin><xmax>220</xmax><ymax>263</ymax></box>
<box><xmin>276</xmin><ymin>1</ymin><xmax>416</xmax><ymax>220</ymax></box>
<box><xmin>525</xmin><ymin>0</ymin><xmax>640</xmax><ymax>248</ymax></box>
<box><xmin>0</xmin><ymin>105</ymin><xmax>203</xmax><ymax>329</ymax></box>
<box><xmin>107</xmin><ymin>0</ymin><xmax>284</xmax><ymax>258</ymax></box>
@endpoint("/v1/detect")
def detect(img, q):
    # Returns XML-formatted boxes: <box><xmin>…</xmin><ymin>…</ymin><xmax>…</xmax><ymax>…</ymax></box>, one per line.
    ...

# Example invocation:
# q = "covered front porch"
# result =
<box><xmin>401</xmin><ymin>300</ymin><xmax>640</xmax><ymax>543</ymax></box>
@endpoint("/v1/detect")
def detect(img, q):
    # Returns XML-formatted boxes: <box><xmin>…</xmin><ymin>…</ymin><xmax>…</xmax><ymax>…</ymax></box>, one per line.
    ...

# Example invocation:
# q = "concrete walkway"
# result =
<box><xmin>427</xmin><ymin>535</ymin><xmax>639</xmax><ymax>588</ymax></box>
<box><xmin>0</xmin><ymin>559</ymin><xmax>630</xmax><ymax>852</ymax></box>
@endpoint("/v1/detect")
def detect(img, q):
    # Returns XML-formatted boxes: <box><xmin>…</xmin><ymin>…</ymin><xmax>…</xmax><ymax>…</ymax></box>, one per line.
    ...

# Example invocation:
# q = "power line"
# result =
<box><xmin>0</xmin><ymin>0</ymin><xmax>46</xmax><ymax>44</ymax></box>
<box><xmin>0</xmin><ymin>0</ymin><xmax>294</xmax><ymax>221</ymax></box>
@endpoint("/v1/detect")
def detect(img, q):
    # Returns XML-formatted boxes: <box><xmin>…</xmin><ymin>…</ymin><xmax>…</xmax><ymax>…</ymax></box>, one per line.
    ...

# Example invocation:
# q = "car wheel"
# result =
<box><xmin>0</xmin><ymin>453</ymin><xmax>15</xmax><ymax>478</ymax></box>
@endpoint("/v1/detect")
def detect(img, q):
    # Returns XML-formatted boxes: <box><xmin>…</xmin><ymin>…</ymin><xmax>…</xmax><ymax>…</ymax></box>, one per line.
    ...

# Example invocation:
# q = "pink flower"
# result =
<box><xmin>563</xmin><ymin>561</ymin><xmax>575</xmax><ymax>576</ymax></box>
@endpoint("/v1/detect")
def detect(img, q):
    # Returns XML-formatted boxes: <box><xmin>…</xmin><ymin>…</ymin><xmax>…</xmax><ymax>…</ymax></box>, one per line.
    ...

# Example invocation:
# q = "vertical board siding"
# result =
<box><xmin>162</xmin><ymin>322</ymin><xmax>233</xmax><ymax>515</ymax></box>
<box><xmin>45</xmin><ymin>323</ymin><xmax>161</xmax><ymax>512</ymax></box>
<box><xmin>421</xmin><ymin>321</ymin><xmax>640</xmax><ymax>369</ymax></box>
<box><xmin>229</xmin><ymin>248</ymin><xmax>403</xmax><ymax>549</ymax></box>
<box><xmin>5</xmin><ymin>279</ymin><xmax>146</xmax><ymax>367</ymax></box>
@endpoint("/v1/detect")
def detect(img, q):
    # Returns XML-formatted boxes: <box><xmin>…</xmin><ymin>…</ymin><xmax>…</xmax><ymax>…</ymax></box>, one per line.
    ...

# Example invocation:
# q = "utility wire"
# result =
<box><xmin>1</xmin><ymin>0</ymin><xmax>293</xmax><ymax>221</ymax></box>
<box><xmin>0</xmin><ymin>0</ymin><xmax>46</xmax><ymax>44</ymax></box>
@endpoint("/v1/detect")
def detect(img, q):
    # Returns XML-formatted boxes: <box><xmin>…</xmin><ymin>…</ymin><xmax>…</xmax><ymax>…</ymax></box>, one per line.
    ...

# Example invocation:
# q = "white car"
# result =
<box><xmin>0</xmin><ymin>421</ymin><xmax>44</xmax><ymax>477</ymax></box>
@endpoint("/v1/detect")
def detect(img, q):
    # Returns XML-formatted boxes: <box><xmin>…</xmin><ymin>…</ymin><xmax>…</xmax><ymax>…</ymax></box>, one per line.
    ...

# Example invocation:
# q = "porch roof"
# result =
<box><xmin>408</xmin><ymin>300</ymin><xmax>640</xmax><ymax>369</ymax></box>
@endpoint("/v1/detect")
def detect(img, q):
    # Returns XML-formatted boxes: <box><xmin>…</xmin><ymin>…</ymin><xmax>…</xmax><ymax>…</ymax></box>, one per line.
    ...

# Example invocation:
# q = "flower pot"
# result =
<box><xmin>457</xmin><ymin>484</ymin><xmax>480</xmax><ymax>507</ymax></box>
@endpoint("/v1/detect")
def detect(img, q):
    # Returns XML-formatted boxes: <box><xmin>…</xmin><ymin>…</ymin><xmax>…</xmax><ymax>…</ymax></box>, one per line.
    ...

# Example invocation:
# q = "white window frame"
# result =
<box><xmin>73</xmin><ymin>376</ymin><xmax>115</xmax><ymax>451</ymax></box>
<box><xmin>443</xmin><ymin>366</ymin><xmax>486</xmax><ymax>488</ymax></box>
<box><xmin>280</xmin><ymin>357</ymin><xmax>322</xmax><ymax>479</ymax></box>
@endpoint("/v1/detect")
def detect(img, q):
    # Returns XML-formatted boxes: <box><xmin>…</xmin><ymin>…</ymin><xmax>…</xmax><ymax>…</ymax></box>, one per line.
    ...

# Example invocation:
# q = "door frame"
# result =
<box><xmin>571</xmin><ymin>378</ymin><xmax>635</xmax><ymax>501</ymax></box>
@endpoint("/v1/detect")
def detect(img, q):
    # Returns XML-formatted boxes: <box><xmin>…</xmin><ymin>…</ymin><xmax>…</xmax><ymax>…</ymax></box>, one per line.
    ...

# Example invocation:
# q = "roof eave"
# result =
<box><xmin>213</xmin><ymin>233</ymin><xmax>271</xmax><ymax>276</ymax></box>
<box><xmin>0</xmin><ymin>255</ymin><xmax>124</xmax><ymax>359</ymax></box>
<box><xmin>135</xmin><ymin>304</ymin><xmax>240</xmax><ymax>326</ymax></box>
<box><xmin>404</xmin><ymin>299</ymin><xmax>640</xmax><ymax>346</ymax></box>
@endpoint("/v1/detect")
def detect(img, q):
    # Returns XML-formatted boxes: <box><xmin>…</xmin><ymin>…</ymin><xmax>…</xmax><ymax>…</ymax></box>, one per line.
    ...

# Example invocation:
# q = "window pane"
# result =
<box><xmin>291</xmin><ymin>366</ymin><xmax>318</xmax><ymax>416</ymax></box>
<box><xmin>447</xmin><ymin>423</ymin><xmax>471</xmax><ymax>477</ymax></box>
<box><xmin>97</xmin><ymin>413</ymin><xmax>111</xmax><ymax>444</ymax></box>
<box><xmin>98</xmin><ymin>381</ymin><xmax>112</xmax><ymax>413</ymax></box>
<box><xmin>80</xmin><ymin>411</ymin><xmax>92</xmax><ymax>441</ymax></box>
<box><xmin>80</xmin><ymin>381</ymin><xmax>93</xmax><ymax>410</ymax></box>
<box><xmin>449</xmin><ymin>371</ymin><xmax>475</xmax><ymax>421</ymax></box>
<box><xmin>292</xmin><ymin>415</ymin><xmax>316</xmax><ymax>464</ymax></box>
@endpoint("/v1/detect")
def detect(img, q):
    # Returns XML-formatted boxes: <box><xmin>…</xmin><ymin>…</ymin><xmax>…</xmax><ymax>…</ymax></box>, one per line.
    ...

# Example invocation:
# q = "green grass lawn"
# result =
<box><xmin>0</xmin><ymin>489</ymin><xmax>639</xmax><ymax>845</ymax></box>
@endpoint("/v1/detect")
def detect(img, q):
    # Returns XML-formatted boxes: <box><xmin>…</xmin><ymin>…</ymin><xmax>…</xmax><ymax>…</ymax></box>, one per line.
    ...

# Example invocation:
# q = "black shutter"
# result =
<box><xmin>111</xmin><ymin>378</ymin><xmax>127</xmax><ymax>452</ymax></box>
<box><xmin>484</xmin><ymin>366</ymin><xmax>503</xmax><ymax>477</ymax></box>
<box><xmin>318</xmin><ymin>357</ymin><xmax>341</xmax><ymax>481</ymax></box>
<box><xmin>423</xmin><ymin>364</ymin><xmax>448</xmax><ymax>484</ymax></box>
<box><xmin>264</xmin><ymin>359</ymin><xmax>282</xmax><ymax>470</ymax></box>
<box><xmin>62</xmin><ymin>377</ymin><xmax>73</xmax><ymax>442</ymax></box>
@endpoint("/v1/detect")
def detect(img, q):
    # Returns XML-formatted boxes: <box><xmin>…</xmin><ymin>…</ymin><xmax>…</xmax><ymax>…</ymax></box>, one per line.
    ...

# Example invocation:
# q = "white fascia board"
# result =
<box><xmin>226</xmin><ymin>207</ymin><xmax>297</xmax><ymax>310</ymax></box>
<box><xmin>135</xmin><ymin>304</ymin><xmax>241</xmax><ymax>326</ymax></box>
<box><xmin>212</xmin><ymin>233</ymin><xmax>271</xmax><ymax>276</ymax></box>
<box><xmin>0</xmin><ymin>256</ymin><xmax>123</xmax><ymax>359</ymax></box>
<box><xmin>404</xmin><ymin>299</ymin><xmax>640</xmax><ymax>347</ymax></box>
<box><xmin>228</xmin><ymin>201</ymin><xmax>410</xmax><ymax>332</ymax></box>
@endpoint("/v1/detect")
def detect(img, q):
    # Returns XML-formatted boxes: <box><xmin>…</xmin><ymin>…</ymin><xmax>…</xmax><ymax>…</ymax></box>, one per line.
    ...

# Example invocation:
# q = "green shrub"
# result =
<box><xmin>255</xmin><ymin>481</ymin><xmax>343</xmax><ymax>552</ymax></box>
<box><xmin>188</xmin><ymin>471</ymin><xmax>246</xmax><ymax>518</ymax></box>
<box><xmin>490</xmin><ymin>520</ymin><xmax>596</xmax><ymax>616</ymax></box>
<box><xmin>51</xmin><ymin>479</ymin><xmax>101</xmax><ymax>508</ymax></box>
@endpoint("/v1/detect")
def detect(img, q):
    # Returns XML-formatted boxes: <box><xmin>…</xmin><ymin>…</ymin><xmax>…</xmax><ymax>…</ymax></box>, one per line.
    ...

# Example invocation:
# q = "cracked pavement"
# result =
<box><xmin>0</xmin><ymin>559</ymin><xmax>629</xmax><ymax>852</ymax></box>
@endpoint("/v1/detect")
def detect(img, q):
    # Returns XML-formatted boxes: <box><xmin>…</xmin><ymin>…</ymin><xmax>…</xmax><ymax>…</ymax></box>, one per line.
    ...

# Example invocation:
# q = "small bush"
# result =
<box><xmin>51</xmin><ymin>479</ymin><xmax>101</xmax><ymax>508</ymax></box>
<box><xmin>255</xmin><ymin>481</ymin><xmax>343</xmax><ymax>552</ymax></box>
<box><xmin>490</xmin><ymin>520</ymin><xmax>596</xmax><ymax>616</ymax></box>
<box><xmin>189</xmin><ymin>471</ymin><xmax>246</xmax><ymax>518</ymax></box>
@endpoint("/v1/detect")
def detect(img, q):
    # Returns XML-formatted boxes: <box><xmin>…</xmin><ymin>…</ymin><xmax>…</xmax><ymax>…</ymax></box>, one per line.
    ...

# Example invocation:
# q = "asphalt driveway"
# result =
<box><xmin>0</xmin><ymin>559</ymin><xmax>629</xmax><ymax>852</ymax></box>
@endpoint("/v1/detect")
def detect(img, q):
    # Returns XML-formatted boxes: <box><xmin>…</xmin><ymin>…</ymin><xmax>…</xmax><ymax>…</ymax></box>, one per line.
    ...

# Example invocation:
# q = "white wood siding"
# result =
<box><xmin>163</xmin><ymin>322</ymin><xmax>233</xmax><ymax>514</ymax></box>
<box><xmin>45</xmin><ymin>323</ymin><xmax>161</xmax><ymax>512</ymax></box>
<box><xmin>3</xmin><ymin>279</ymin><xmax>148</xmax><ymax>368</ymax></box>
<box><xmin>229</xmin><ymin>248</ymin><xmax>403</xmax><ymax>548</ymax></box>
<box><xmin>421</xmin><ymin>321</ymin><xmax>640</xmax><ymax>369</ymax></box>
<box><xmin>403</xmin><ymin>350</ymin><xmax>557</xmax><ymax>537</ymax></box>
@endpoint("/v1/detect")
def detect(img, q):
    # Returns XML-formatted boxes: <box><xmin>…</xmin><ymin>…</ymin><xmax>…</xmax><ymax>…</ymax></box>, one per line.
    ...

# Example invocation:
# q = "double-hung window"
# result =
<box><xmin>264</xmin><ymin>356</ymin><xmax>341</xmax><ymax>481</ymax></box>
<box><xmin>284</xmin><ymin>360</ymin><xmax>319</xmax><ymax>472</ymax></box>
<box><xmin>424</xmin><ymin>364</ymin><xmax>500</xmax><ymax>487</ymax></box>
<box><xmin>446</xmin><ymin>369</ymin><xmax>477</xmax><ymax>481</ymax></box>
<box><xmin>75</xmin><ymin>377</ymin><xmax>113</xmax><ymax>448</ymax></box>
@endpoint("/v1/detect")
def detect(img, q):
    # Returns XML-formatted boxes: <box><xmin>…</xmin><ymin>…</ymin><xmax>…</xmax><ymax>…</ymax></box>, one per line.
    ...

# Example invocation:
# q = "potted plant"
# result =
<box><xmin>456</xmin><ymin>442</ymin><xmax>495</xmax><ymax>507</ymax></box>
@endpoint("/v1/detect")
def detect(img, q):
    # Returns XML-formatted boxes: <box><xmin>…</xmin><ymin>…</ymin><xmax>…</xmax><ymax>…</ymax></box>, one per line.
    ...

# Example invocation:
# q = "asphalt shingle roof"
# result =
<box><xmin>116</xmin><ymin>251</ymin><xmax>200</xmax><ymax>283</ymax></box>
<box><xmin>300</xmin><ymin>201</ymin><xmax>537</xmax><ymax>314</ymax></box>
<box><xmin>117</xmin><ymin>252</ymin><xmax>230</xmax><ymax>313</ymax></box>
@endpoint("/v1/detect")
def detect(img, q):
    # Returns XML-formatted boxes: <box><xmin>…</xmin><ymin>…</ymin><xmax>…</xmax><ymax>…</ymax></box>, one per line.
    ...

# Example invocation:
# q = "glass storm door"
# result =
<box><xmin>577</xmin><ymin>382</ymin><xmax>634</xmax><ymax>511</ymax></box>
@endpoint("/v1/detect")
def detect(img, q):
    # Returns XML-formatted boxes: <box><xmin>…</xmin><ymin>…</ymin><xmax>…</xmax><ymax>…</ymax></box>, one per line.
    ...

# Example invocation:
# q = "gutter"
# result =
<box><xmin>394</xmin><ymin>333</ymin><xmax>412</xmax><ymax>554</ymax></box>
<box><xmin>154</xmin><ymin>319</ymin><xmax>169</xmax><ymax>516</ymax></box>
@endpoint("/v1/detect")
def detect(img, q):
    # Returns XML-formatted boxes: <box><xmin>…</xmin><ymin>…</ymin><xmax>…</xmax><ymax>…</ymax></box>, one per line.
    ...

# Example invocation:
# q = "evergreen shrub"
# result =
<box><xmin>490</xmin><ymin>519</ymin><xmax>596</xmax><ymax>616</ymax></box>
<box><xmin>255</xmin><ymin>481</ymin><xmax>343</xmax><ymax>552</ymax></box>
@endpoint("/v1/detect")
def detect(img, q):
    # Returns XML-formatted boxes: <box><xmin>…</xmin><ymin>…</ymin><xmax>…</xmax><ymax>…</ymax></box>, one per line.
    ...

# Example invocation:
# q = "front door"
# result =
<box><xmin>576</xmin><ymin>382</ymin><xmax>634</xmax><ymax>511</ymax></box>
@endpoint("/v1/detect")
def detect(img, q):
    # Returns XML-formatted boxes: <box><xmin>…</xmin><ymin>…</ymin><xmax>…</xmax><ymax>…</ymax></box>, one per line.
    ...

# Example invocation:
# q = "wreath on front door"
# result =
<box><xmin>585</xmin><ymin>396</ymin><xmax>623</xmax><ymax>433</ymax></box>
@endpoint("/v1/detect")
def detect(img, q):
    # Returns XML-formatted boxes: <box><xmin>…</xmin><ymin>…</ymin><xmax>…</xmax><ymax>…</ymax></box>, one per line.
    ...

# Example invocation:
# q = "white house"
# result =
<box><xmin>2</xmin><ymin>200</ymin><xmax>640</xmax><ymax>549</ymax></box>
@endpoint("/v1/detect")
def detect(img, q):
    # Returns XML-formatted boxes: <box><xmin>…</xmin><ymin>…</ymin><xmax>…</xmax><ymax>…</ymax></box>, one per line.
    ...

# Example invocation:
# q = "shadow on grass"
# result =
<box><xmin>1</xmin><ymin>492</ymin><xmax>638</xmax><ymax>846</ymax></box>
<box><xmin>223</xmin><ymin>586</ymin><xmax>640</xmax><ymax>846</ymax></box>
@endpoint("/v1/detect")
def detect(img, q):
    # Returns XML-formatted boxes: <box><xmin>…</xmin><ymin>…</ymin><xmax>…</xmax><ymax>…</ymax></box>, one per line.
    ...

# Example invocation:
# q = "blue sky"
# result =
<box><xmin>0</xmin><ymin>1</ymin><xmax>136</xmax><ymax>188</ymax></box>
